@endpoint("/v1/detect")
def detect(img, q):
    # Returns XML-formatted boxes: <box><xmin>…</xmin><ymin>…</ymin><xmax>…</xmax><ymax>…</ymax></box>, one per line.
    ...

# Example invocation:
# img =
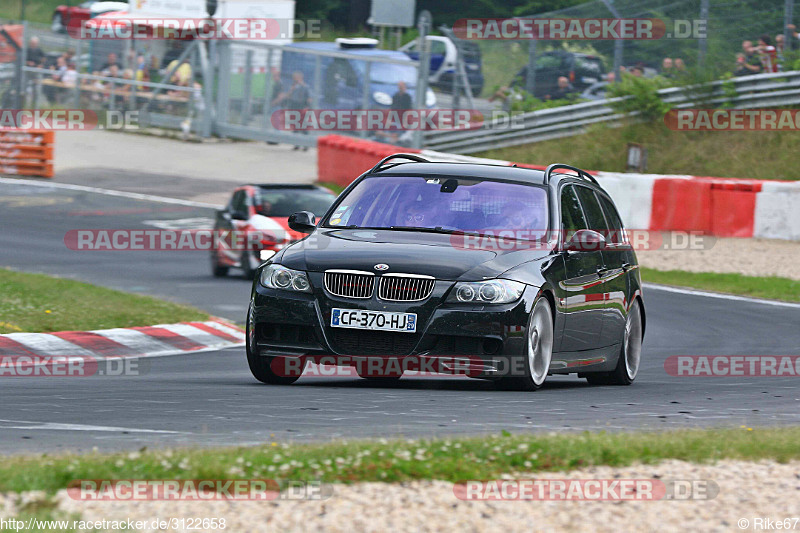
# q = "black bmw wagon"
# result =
<box><xmin>246</xmin><ymin>155</ymin><xmax>645</xmax><ymax>390</ymax></box>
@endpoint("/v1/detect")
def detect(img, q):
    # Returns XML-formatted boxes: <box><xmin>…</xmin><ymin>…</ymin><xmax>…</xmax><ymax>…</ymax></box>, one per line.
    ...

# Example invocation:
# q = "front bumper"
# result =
<box><xmin>250</xmin><ymin>273</ymin><xmax>540</xmax><ymax>378</ymax></box>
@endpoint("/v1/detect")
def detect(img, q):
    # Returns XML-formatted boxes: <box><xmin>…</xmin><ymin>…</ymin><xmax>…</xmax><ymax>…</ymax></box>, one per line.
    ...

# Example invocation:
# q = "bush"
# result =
<box><xmin>606</xmin><ymin>74</ymin><xmax>672</xmax><ymax>122</ymax></box>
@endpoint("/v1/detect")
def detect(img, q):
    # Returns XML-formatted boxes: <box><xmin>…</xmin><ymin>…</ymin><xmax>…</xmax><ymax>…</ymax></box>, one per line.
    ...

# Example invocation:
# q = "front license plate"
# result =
<box><xmin>331</xmin><ymin>308</ymin><xmax>417</xmax><ymax>333</ymax></box>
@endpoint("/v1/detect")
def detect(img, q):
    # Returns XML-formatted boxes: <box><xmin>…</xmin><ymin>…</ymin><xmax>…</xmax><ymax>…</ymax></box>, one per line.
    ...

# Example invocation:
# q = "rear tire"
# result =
<box><xmin>246</xmin><ymin>305</ymin><xmax>300</xmax><ymax>385</ymax></box>
<box><xmin>210</xmin><ymin>251</ymin><xmax>229</xmax><ymax>277</ymax></box>
<box><xmin>586</xmin><ymin>299</ymin><xmax>642</xmax><ymax>386</ymax></box>
<box><xmin>241</xmin><ymin>250</ymin><xmax>257</xmax><ymax>279</ymax></box>
<box><xmin>496</xmin><ymin>297</ymin><xmax>553</xmax><ymax>391</ymax></box>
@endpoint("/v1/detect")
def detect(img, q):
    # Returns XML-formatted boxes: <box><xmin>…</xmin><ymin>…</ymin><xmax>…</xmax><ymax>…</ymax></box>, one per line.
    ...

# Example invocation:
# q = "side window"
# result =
<box><xmin>230</xmin><ymin>190</ymin><xmax>248</xmax><ymax>217</ymax></box>
<box><xmin>560</xmin><ymin>185</ymin><xmax>588</xmax><ymax>242</ymax></box>
<box><xmin>597</xmin><ymin>194</ymin><xmax>626</xmax><ymax>244</ymax></box>
<box><xmin>431</xmin><ymin>40</ymin><xmax>448</xmax><ymax>56</ymax></box>
<box><xmin>574</xmin><ymin>186</ymin><xmax>608</xmax><ymax>234</ymax></box>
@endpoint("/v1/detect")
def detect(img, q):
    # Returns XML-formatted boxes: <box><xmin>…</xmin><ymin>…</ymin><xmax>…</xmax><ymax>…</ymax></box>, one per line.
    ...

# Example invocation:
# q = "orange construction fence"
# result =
<box><xmin>0</xmin><ymin>131</ymin><xmax>55</xmax><ymax>178</ymax></box>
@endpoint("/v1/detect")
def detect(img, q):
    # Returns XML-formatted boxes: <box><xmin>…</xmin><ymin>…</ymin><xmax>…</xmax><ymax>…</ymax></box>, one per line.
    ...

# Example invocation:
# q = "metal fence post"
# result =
<box><xmin>216</xmin><ymin>41</ymin><xmax>231</xmax><ymax>128</ymax></box>
<box><xmin>360</xmin><ymin>61</ymin><xmax>371</xmax><ymax>138</ymax></box>
<box><xmin>263</xmin><ymin>47</ymin><xmax>274</xmax><ymax>130</ymax></box>
<box><xmin>526</xmin><ymin>36</ymin><xmax>537</xmax><ymax>96</ymax></box>
<box><xmin>785</xmin><ymin>0</ymin><xmax>795</xmax><ymax>51</ymax></box>
<box><xmin>312</xmin><ymin>55</ymin><xmax>322</xmax><ymax>109</ymax></box>
<box><xmin>73</xmin><ymin>36</ymin><xmax>82</xmax><ymax>107</ymax></box>
<box><xmin>413</xmin><ymin>10</ymin><xmax>432</xmax><ymax>150</ymax></box>
<box><xmin>699</xmin><ymin>0</ymin><xmax>709</xmax><ymax>68</ymax></box>
<box><xmin>242</xmin><ymin>49</ymin><xmax>253</xmax><ymax>125</ymax></box>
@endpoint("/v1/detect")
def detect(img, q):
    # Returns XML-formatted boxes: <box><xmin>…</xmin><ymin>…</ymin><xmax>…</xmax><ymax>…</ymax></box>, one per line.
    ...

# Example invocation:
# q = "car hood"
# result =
<box><xmin>278</xmin><ymin>228</ymin><xmax>550</xmax><ymax>281</ymax></box>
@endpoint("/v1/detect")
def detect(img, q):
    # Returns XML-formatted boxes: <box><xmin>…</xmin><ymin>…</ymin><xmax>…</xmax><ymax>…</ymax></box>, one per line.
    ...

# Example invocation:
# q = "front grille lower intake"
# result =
<box><xmin>378</xmin><ymin>274</ymin><xmax>435</xmax><ymax>302</ymax></box>
<box><xmin>324</xmin><ymin>270</ymin><xmax>375</xmax><ymax>299</ymax></box>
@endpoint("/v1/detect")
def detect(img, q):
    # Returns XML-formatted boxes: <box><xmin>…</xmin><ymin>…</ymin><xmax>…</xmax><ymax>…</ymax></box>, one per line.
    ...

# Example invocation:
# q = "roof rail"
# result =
<box><xmin>543</xmin><ymin>163</ymin><xmax>598</xmax><ymax>186</ymax></box>
<box><xmin>369</xmin><ymin>153</ymin><xmax>430</xmax><ymax>173</ymax></box>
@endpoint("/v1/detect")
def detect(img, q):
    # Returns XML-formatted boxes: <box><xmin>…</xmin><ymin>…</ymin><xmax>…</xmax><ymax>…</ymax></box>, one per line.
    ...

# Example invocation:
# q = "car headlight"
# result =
<box><xmin>426</xmin><ymin>88</ymin><xmax>436</xmax><ymax>107</ymax></box>
<box><xmin>372</xmin><ymin>91</ymin><xmax>392</xmax><ymax>106</ymax></box>
<box><xmin>259</xmin><ymin>264</ymin><xmax>311</xmax><ymax>293</ymax></box>
<box><xmin>447</xmin><ymin>279</ymin><xmax>525</xmax><ymax>304</ymax></box>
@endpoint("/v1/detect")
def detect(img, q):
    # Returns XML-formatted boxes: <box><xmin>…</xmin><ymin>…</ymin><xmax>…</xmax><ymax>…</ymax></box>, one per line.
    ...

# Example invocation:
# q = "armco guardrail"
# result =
<box><xmin>423</xmin><ymin>71</ymin><xmax>800</xmax><ymax>154</ymax></box>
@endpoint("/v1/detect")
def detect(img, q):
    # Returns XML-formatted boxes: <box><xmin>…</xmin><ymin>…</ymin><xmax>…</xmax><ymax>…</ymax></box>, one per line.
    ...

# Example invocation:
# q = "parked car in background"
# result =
<box><xmin>52</xmin><ymin>0</ymin><xmax>128</xmax><ymax>34</ymax></box>
<box><xmin>511</xmin><ymin>50</ymin><xmax>606</xmax><ymax>99</ymax></box>
<box><xmin>399</xmin><ymin>35</ymin><xmax>484</xmax><ymax>96</ymax></box>
<box><xmin>280</xmin><ymin>38</ymin><xmax>437</xmax><ymax>111</ymax></box>
<box><xmin>212</xmin><ymin>184</ymin><xmax>336</xmax><ymax>279</ymax></box>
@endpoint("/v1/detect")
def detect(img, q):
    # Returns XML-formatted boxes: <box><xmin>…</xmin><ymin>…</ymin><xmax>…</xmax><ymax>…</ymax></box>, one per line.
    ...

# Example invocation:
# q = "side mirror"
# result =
<box><xmin>564</xmin><ymin>229</ymin><xmax>606</xmax><ymax>252</ymax></box>
<box><xmin>288</xmin><ymin>211</ymin><xmax>316</xmax><ymax>233</ymax></box>
<box><xmin>230</xmin><ymin>211</ymin><xmax>248</xmax><ymax>221</ymax></box>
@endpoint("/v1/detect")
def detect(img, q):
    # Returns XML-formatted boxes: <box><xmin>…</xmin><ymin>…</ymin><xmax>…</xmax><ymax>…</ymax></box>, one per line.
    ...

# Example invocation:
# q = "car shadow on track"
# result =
<box><xmin>248</xmin><ymin>376</ymin><xmax>594</xmax><ymax>392</ymax></box>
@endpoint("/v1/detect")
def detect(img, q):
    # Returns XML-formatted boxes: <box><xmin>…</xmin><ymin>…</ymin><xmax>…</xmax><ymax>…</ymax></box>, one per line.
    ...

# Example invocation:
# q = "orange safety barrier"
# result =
<box><xmin>317</xmin><ymin>135</ymin><xmax>421</xmax><ymax>188</ymax></box>
<box><xmin>0</xmin><ymin>25</ymin><xmax>23</xmax><ymax>63</ymax></box>
<box><xmin>0</xmin><ymin>130</ymin><xmax>54</xmax><ymax>178</ymax></box>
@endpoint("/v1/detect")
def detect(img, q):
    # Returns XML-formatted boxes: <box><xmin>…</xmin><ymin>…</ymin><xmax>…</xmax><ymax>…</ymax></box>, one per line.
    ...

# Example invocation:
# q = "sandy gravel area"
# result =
<box><xmin>637</xmin><ymin>235</ymin><xmax>800</xmax><ymax>281</ymax></box>
<box><xmin>3</xmin><ymin>459</ymin><xmax>798</xmax><ymax>532</ymax></box>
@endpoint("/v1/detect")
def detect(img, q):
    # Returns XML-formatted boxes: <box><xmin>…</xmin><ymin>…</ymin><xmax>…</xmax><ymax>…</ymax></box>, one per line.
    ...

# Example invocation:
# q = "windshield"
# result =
<box><xmin>368</xmin><ymin>62</ymin><xmax>418</xmax><ymax>86</ymax></box>
<box><xmin>324</xmin><ymin>176</ymin><xmax>548</xmax><ymax>239</ymax></box>
<box><xmin>255</xmin><ymin>188</ymin><xmax>335</xmax><ymax>218</ymax></box>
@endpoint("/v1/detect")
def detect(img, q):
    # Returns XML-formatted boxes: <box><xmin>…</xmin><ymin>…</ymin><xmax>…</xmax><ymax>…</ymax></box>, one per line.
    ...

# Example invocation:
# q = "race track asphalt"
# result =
<box><xmin>1</xmin><ymin>179</ymin><xmax>799</xmax><ymax>454</ymax></box>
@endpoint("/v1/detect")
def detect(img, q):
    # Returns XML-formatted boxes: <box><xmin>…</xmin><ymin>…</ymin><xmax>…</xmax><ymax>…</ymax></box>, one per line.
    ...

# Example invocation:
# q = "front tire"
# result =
<box><xmin>246</xmin><ymin>306</ymin><xmax>300</xmax><ymax>385</ymax></box>
<box><xmin>241</xmin><ymin>250</ymin><xmax>257</xmax><ymax>279</ymax></box>
<box><xmin>497</xmin><ymin>297</ymin><xmax>553</xmax><ymax>391</ymax></box>
<box><xmin>586</xmin><ymin>299</ymin><xmax>643</xmax><ymax>386</ymax></box>
<box><xmin>52</xmin><ymin>13</ymin><xmax>65</xmax><ymax>33</ymax></box>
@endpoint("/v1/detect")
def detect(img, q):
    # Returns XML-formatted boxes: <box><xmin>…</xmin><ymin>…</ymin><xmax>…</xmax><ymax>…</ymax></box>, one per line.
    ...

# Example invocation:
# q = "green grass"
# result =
<box><xmin>0</xmin><ymin>268</ymin><xmax>208</xmax><ymax>333</ymax></box>
<box><xmin>640</xmin><ymin>268</ymin><xmax>800</xmax><ymax>303</ymax></box>
<box><xmin>479</xmin><ymin>122</ymin><xmax>800</xmax><ymax>181</ymax></box>
<box><xmin>0</xmin><ymin>0</ymin><xmax>60</xmax><ymax>24</ymax></box>
<box><xmin>0</xmin><ymin>426</ymin><xmax>797</xmax><ymax>494</ymax></box>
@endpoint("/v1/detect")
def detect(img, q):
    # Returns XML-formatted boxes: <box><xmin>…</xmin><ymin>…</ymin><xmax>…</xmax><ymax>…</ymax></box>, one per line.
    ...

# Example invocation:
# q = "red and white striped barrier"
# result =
<box><xmin>318</xmin><ymin>135</ymin><xmax>800</xmax><ymax>241</ymax></box>
<box><xmin>0</xmin><ymin>320</ymin><xmax>244</xmax><ymax>364</ymax></box>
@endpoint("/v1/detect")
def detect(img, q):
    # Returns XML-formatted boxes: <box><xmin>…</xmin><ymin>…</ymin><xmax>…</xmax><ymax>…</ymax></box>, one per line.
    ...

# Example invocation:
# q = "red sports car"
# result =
<box><xmin>211</xmin><ymin>184</ymin><xmax>337</xmax><ymax>278</ymax></box>
<box><xmin>52</xmin><ymin>0</ymin><xmax>128</xmax><ymax>34</ymax></box>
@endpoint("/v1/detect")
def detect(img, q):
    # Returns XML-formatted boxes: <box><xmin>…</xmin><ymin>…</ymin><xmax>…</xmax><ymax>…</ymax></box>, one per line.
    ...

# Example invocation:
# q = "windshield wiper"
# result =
<box><xmin>388</xmin><ymin>226</ymin><xmax>459</xmax><ymax>234</ymax></box>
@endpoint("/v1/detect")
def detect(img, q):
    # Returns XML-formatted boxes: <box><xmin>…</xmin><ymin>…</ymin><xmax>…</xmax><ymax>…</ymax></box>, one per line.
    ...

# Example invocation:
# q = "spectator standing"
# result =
<box><xmin>61</xmin><ymin>61</ymin><xmax>77</xmax><ymax>87</ymax></box>
<box><xmin>100</xmin><ymin>53</ymin><xmax>120</xmax><ymax>75</ymax></box>
<box><xmin>756</xmin><ymin>35</ymin><xmax>778</xmax><ymax>73</ymax></box>
<box><xmin>735</xmin><ymin>41</ymin><xmax>762</xmax><ymax>76</ymax></box>
<box><xmin>25</xmin><ymin>37</ymin><xmax>45</xmax><ymax>68</ymax></box>
<box><xmin>661</xmin><ymin>57</ymin><xmax>675</xmax><ymax>78</ymax></box>
<box><xmin>786</xmin><ymin>24</ymin><xmax>799</xmax><ymax>51</ymax></box>
<box><xmin>547</xmin><ymin>76</ymin><xmax>575</xmax><ymax>100</ymax></box>
<box><xmin>391</xmin><ymin>80</ymin><xmax>412</xmax><ymax>110</ymax></box>
<box><xmin>284</xmin><ymin>71</ymin><xmax>311</xmax><ymax>151</ymax></box>
<box><xmin>775</xmin><ymin>34</ymin><xmax>786</xmax><ymax>70</ymax></box>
